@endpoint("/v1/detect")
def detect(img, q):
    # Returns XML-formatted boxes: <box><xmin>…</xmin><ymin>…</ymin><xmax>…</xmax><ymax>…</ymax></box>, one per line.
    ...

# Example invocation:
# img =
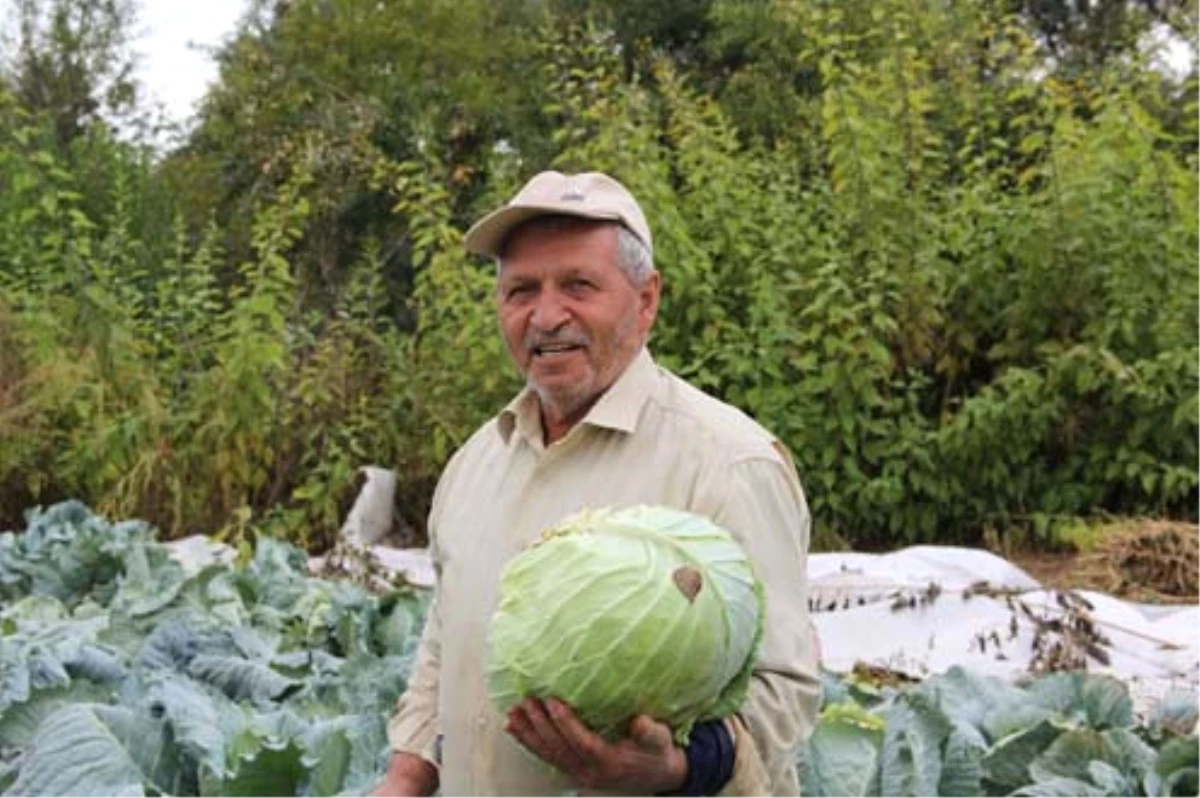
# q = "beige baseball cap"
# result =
<box><xmin>463</xmin><ymin>170</ymin><xmax>652</xmax><ymax>258</ymax></box>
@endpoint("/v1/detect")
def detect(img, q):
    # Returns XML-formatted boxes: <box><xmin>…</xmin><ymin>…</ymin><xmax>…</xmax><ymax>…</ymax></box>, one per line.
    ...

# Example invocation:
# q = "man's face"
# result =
<box><xmin>496</xmin><ymin>221</ymin><xmax>659</xmax><ymax>427</ymax></box>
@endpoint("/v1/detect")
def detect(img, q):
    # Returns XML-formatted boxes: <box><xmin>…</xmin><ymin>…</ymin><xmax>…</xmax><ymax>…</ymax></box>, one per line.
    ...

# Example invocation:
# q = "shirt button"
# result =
<box><xmin>477</xmin><ymin>714</ymin><xmax>487</xmax><ymax>728</ymax></box>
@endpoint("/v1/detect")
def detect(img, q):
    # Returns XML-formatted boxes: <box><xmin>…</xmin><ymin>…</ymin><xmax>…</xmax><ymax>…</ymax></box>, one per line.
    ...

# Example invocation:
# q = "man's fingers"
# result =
<box><xmin>506</xmin><ymin>703</ymin><xmax>559</xmax><ymax>761</ymax></box>
<box><xmin>546</xmin><ymin>698</ymin><xmax>607</xmax><ymax>757</ymax></box>
<box><xmin>505</xmin><ymin>704</ymin><xmax>535</xmax><ymax>743</ymax></box>
<box><xmin>626</xmin><ymin>713</ymin><xmax>674</xmax><ymax>751</ymax></box>
<box><xmin>510</xmin><ymin>698</ymin><xmax>588</xmax><ymax>773</ymax></box>
<box><xmin>627</xmin><ymin>714</ymin><xmax>657</xmax><ymax>741</ymax></box>
<box><xmin>508</xmin><ymin>701</ymin><xmax>688</xmax><ymax>793</ymax></box>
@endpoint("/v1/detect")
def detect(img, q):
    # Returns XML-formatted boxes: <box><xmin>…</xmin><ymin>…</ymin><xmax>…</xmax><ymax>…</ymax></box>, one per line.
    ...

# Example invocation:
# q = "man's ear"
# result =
<box><xmin>639</xmin><ymin>270</ymin><xmax>661</xmax><ymax>330</ymax></box>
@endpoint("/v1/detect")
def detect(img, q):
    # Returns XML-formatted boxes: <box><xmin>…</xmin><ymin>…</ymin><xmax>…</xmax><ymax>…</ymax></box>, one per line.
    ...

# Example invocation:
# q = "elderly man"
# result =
<box><xmin>375</xmin><ymin>171</ymin><xmax>820</xmax><ymax>796</ymax></box>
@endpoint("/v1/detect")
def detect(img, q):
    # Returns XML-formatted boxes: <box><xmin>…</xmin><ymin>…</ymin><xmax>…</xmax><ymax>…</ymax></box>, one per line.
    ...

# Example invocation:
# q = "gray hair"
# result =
<box><xmin>614</xmin><ymin>225</ymin><xmax>652</xmax><ymax>287</ymax></box>
<box><xmin>495</xmin><ymin>216</ymin><xmax>653</xmax><ymax>288</ymax></box>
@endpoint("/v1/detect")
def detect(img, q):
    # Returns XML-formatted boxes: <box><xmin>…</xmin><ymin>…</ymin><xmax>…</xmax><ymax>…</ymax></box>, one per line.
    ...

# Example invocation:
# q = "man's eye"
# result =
<box><xmin>506</xmin><ymin>285</ymin><xmax>533</xmax><ymax>300</ymax></box>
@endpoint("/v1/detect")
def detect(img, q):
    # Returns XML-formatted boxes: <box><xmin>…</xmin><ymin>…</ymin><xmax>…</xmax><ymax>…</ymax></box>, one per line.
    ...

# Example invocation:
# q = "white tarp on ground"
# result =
<box><xmin>166</xmin><ymin>534</ymin><xmax>437</xmax><ymax>588</ymax></box>
<box><xmin>806</xmin><ymin>546</ymin><xmax>1198</xmax><ymax>718</ymax></box>
<box><xmin>808</xmin><ymin>546</ymin><xmax>1196</xmax><ymax>673</ymax></box>
<box><xmin>165</xmin><ymin>474</ymin><xmax>1198</xmax><ymax>721</ymax></box>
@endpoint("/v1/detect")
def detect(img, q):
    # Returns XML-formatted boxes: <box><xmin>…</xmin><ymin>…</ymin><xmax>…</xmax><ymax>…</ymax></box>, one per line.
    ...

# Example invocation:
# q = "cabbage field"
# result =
<box><xmin>1</xmin><ymin>503</ymin><xmax>1197</xmax><ymax>796</ymax></box>
<box><xmin>1</xmin><ymin>502</ymin><xmax>428</xmax><ymax>796</ymax></box>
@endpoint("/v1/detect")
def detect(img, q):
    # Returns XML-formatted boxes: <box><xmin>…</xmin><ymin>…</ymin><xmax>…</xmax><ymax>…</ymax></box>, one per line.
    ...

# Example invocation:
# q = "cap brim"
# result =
<box><xmin>463</xmin><ymin>204</ymin><xmax>622</xmax><ymax>257</ymax></box>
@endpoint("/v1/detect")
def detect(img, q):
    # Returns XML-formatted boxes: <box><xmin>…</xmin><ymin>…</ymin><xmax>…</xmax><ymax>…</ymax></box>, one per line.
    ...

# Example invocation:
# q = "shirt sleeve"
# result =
<box><xmin>707</xmin><ymin>449</ymin><xmax>822</xmax><ymax>795</ymax></box>
<box><xmin>386</xmin><ymin>587</ymin><xmax>443</xmax><ymax>768</ymax></box>
<box><xmin>386</xmin><ymin>450</ymin><xmax>464</xmax><ymax>769</ymax></box>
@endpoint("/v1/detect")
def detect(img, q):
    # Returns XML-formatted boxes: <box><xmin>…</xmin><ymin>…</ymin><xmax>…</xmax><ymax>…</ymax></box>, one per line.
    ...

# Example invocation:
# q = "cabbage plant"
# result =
<box><xmin>485</xmin><ymin>505</ymin><xmax>765</xmax><ymax>744</ymax></box>
<box><xmin>0</xmin><ymin>501</ymin><xmax>429</xmax><ymax>798</ymax></box>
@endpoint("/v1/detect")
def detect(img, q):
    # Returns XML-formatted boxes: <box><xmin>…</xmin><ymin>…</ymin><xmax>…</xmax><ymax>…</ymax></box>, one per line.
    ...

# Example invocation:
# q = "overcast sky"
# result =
<box><xmin>132</xmin><ymin>0</ymin><xmax>249</xmax><ymax>124</ymax></box>
<box><xmin>0</xmin><ymin>0</ymin><xmax>248</xmax><ymax>126</ymax></box>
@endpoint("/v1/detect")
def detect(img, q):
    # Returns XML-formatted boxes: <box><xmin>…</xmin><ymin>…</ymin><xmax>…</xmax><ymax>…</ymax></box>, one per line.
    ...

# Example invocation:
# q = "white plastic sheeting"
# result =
<box><xmin>165</xmin><ymin>509</ymin><xmax>1198</xmax><ymax>720</ymax></box>
<box><xmin>340</xmin><ymin>466</ymin><xmax>398</xmax><ymax>546</ymax></box>
<box><xmin>807</xmin><ymin>547</ymin><xmax>1197</xmax><ymax>674</ymax></box>
<box><xmin>808</xmin><ymin>546</ymin><xmax>1198</xmax><ymax>719</ymax></box>
<box><xmin>167</xmin><ymin>534</ymin><xmax>235</xmax><ymax>574</ymax></box>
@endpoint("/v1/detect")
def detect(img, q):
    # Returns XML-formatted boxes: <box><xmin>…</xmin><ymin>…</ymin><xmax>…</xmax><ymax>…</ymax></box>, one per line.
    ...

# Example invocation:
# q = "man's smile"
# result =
<box><xmin>531</xmin><ymin>342</ymin><xmax>585</xmax><ymax>359</ymax></box>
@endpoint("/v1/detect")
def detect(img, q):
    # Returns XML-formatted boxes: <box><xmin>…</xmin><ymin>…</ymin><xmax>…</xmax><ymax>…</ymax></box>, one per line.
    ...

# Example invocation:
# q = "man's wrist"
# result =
<box><xmin>658</xmin><ymin>719</ymin><xmax>735</xmax><ymax>796</ymax></box>
<box><xmin>374</xmin><ymin>751</ymin><xmax>437</xmax><ymax>796</ymax></box>
<box><xmin>660</xmin><ymin>744</ymin><xmax>689</xmax><ymax>793</ymax></box>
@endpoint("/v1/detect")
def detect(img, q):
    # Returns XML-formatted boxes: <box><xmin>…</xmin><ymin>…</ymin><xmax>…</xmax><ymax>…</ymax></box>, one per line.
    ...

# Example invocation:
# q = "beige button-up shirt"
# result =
<box><xmin>387</xmin><ymin>348</ymin><xmax>821</xmax><ymax>795</ymax></box>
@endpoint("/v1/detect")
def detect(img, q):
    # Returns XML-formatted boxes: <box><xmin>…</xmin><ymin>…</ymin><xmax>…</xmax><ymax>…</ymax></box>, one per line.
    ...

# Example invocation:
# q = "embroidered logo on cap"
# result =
<box><xmin>560</xmin><ymin>179</ymin><xmax>585</xmax><ymax>201</ymax></box>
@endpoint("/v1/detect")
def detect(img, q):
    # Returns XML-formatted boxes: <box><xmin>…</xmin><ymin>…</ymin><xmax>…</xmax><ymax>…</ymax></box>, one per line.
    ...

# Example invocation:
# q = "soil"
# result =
<box><xmin>1005</xmin><ymin>520</ymin><xmax>1199</xmax><ymax>605</ymax></box>
<box><xmin>1008</xmin><ymin>549</ymin><xmax>1095</xmax><ymax>592</ymax></box>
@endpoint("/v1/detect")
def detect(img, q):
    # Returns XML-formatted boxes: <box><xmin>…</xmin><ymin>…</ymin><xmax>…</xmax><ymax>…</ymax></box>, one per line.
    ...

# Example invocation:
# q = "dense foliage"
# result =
<box><xmin>799</xmin><ymin>666</ymin><xmax>1199</xmax><ymax>796</ymax></box>
<box><xmin>0</xmin><ymin>0</ymin><xmax>1196</xmax><ymax>550</ymax></box>
<box><xmin>0</xmin><ymin>501</ymin><xmax>428</xmax><ymax>796</ymax></box>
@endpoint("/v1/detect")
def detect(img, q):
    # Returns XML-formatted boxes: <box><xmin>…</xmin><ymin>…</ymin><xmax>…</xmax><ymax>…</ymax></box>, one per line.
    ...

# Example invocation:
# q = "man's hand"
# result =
<box><xmin>505</xmin><ymin>697</ymin><xmax>688</xmax><ymax>793</ymax></box>
<box><xmin>372</xmin><ymin>751</ymin><xmax>437</xmax><ymax>797</ymax></box>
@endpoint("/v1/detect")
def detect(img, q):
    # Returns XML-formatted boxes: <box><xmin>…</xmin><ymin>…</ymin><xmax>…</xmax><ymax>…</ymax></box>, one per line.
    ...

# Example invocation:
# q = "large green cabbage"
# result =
<box><xmin>485</xmin><ymin>505</ymin><xmax>765</xmax><ymax>744</ymax></box>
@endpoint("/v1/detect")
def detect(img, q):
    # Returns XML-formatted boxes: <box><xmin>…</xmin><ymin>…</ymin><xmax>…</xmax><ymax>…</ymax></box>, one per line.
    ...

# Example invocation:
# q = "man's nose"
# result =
<box><xmin>530</xmin><ymin>290</ymin><xmax>570</xmax><ymax>331</ymax></box>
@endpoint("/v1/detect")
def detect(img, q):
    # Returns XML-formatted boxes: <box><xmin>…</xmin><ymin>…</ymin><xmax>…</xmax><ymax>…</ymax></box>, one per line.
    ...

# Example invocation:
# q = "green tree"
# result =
<box><xmin>3</xmin><ymin>0</ymin><xmax>138</xmax><ymax>151</ymax></box>
<box><xmin>168</xmin><ymin>0</ymin><xmax>551</xmax><ymax>315</ymax></box>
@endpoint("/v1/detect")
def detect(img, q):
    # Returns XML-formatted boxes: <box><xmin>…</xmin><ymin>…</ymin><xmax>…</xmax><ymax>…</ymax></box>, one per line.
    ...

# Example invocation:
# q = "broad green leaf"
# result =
<box><xmin>1026</xmin><ymin>672</ymin><xmax>1086</xmax><ymax>720</ymax></box>
<box><xmin>0</xmin><ymin>758</ymin><xmax>15</xmax><ymax>795</ymax></box>
<box><xmin>983</xmin><ymin>718</ymin><xmax>1066</xmax><ymax>790</ymax></box>
<box><xmin>246</xmin><ymin>706</ymin><xmax>311</xmax><ymax>747</ymax></box>
<box><xmin>1149</xmin><ymin>691</ymin><xmax>1199</xmax><ymax>738</ymax></box>
<box><xmin>879</xmin><ymin>692</ymin><xmax>952</xmax><ymax>796</ymax></box>
<box><xmin>330</xmin><ymin>714</ymin><xmax>391</xmax><ymax>796</ymax></box>
<box><xmin>1027</xmin><ymin>729</ymin><xmax>1156</xmax><ymax>782</ymax></box>
<box><xmin>2</xmin><ymin>503</ymin><xmax>149</xmax><ymax>606</ymax></box>
<box><xmin>1161</xmin><ymin>767</ymin><xmax>1200</xmax><ymax>797</ymax></box>
<box><xmin>1102</xmin><ymin>727</ymin><xmax>1159</xmax><ymax>777</ymax></box>
<box><xmin>187</xmin><ymin>654</ymin><xmax>301</xmax><ymax>703</ymax></box>
<box><xmin>1087</xmin><ymin>760</ymin><xmax>1134</xmax><ymax>795</ymax></box>
<box><xmin>819</xmin><ymin>669</ymin><xmax>849</xmax><ymax>709</ymax></box>
<box><xmin>919</xmin><ymin>666</ymin><xmax>1037</xmax><ymax>741</ymax></box>
<box><xmin>63</xmin><ymin>642</ymin><xmax>127</xmax><ymax>685</ymax></box>
<box><xmin>798</xmin><ymin>708</ymin><xmax>885</xmax><ymax>797</ymax></box>
<box><xmin>322</xmin><ymin>653</ymin><xmax>412</xmax><ymax>719</ymax></box>
<box><xmin>821</xmin><ymin>700</ymin><xmax>887</xmax><ymax>731</ymax></box>
<box><xmin>148</xmin><ymin>675</ymin><xmax>235</xmax><ymax>778</ymax></box>
<box><xmin>1154</xmin><ymin>736</ymin><xmax>1200</xmax><ymax>777</ymax></box>
<box><xmin>1146</xmin><ymin>736</ymin><xmax>1200</xmax><ymax>797</ymax></box>
<box><xmin>199</xmin><ymin>740</ymin><xmax>305</xmax><ymax>797</ymax></box>
<box><xmin>938</xmin><ymin>723</ymin><xmax>986</xmax><ymax>797</ymax></box>
<box><xmin>1010</xmin><ymin>776</ymin><xmax>1109</xmax><ymax>796</ymax></box>
<box><xmin>1</xmin><ymin>595</ymin><xmax>68</xmax><ymax>627</ymax></box>
<box><xmin>1029</xmin><ymin>729</ymin><xmax>1118</xmax><ymax>784</ymax></box>
<box><xmin>246</xmin><ymin>538</ymin><xmax>310</xmax><ymax>610</ymax></box>
<box><xmin>136</xmin><ymin>615</ymin><xmax>238</xmax><ymax>671</ymax></box>
<box><xmin>302</xmin><ymin>725</ymin><xmax>352</xmax><ymax>797</ymax></box>
<box><xmin>1081</xmin><ymin>676</ymin><xmax>1134</xmax><ymax>729</ymax></box>
<box><xmin>0</xmin><ymin>681</ymin><xmax>113</xmax><ymax>747</ymax></box>
<box><xmin>5</xmin><ymin>703</ymin><xmax>185</xmax><ymax>797</ymax></box>
<box><xmin>327</xmin><ymin>583</ymin><xmax>378</xmax><ymax>656</ymax></box>
<box><xmin>0</xmin><ymin>640</ymin><xmax>33</xmax><ymax>711</ymax></box>
<box><xmin>175</xmin><ymin>565</ymin><xmax>248</xmax><ymax>626</ymax></box>
<box><xmin>110</xmin><ymin>543</ymin><xmax>187</xmax><ymax>618</ymax></box>
<box><xmin>230</xmin><ymin>624</ymin><xmax>280</xmax><ymax>663</ymax></box>
<box><xmin>374</xmin><ymin>591</ymin><xmax>429</xmax><ymax>659</ymax></box>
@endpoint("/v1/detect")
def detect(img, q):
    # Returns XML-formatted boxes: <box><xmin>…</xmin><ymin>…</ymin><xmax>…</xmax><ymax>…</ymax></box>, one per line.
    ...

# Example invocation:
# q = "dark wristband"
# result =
<box><xmin>659</xmin><ymin>719</ymin><xmax>735</xmax><ymax>796</ymax></box>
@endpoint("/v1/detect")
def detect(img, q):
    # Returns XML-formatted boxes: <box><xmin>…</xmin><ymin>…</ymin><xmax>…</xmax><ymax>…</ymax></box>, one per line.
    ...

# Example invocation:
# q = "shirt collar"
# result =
<box><xmin>497</xmin><ymin>347</ymin><xmax>658</xmax><ymax>446</ymax></box>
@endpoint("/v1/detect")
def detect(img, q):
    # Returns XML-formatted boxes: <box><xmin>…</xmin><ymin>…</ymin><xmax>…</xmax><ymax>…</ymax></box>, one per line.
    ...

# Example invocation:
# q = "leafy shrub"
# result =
<box><xmin>0</xmin><ymin>0</ymin><xmax>1194</xmax><ymax>550</ymax></box>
